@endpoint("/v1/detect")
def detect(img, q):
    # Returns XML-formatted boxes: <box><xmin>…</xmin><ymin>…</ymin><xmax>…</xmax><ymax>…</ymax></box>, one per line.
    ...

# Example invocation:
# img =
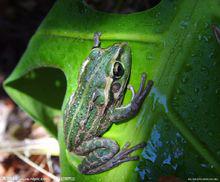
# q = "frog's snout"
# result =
<box><xmin>119</xmin><ymin>42</ymin><xmax>128</xmax><ymax>48</ymax></box>
<box><xmin>119</xmin><ymin>42</ymin><xmax>131</xmax><ymax>55</ymax></box>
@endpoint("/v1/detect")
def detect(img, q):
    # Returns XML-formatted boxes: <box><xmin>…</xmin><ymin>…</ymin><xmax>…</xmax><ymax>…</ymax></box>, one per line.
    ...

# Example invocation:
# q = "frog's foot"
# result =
<box><xmin>80</xmin><ymin>142</ymin><xmax>146</xmax><ymax>174</ymax></box>
<box><xmin>121</xmin><ymin>142</ymin><xmax>131</xmax><ymax>150</ymax></box>
<box><xmin>127</xmin><ymin>85</ymin><xmax>135</xmax><ymax>100</ymax></box>
<box><xmin>93</xmin><ymin>32</ymin><xmax>102</xmax><ymax>48</ymax></box>
<box><xmin>113</xmin><ymin>142</ymin><xmax>146</xmax><ymax>162</ymax></box>
<box><xmin>130</xmin><ymin>73</ymin><xmax>153</xmax><ymax>109</ymax></box>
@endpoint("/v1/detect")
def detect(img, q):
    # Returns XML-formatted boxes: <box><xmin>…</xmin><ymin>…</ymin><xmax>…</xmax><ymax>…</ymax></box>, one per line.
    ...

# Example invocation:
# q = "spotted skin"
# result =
<box><xmin>63</xmin><ymin>33</ymin><xmax>153</xmax><ymax>174</ymax></box>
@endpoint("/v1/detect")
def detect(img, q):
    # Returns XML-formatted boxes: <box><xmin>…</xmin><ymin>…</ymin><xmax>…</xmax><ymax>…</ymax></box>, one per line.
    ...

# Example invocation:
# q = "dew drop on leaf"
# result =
<box><xmin>202</xmin><ymin>84</ymin><xmax>209</xmax><ymax>90</ymax></box>
<box><xmin>180</xmin><ymin>20</ymin><xmax>188</xmax><ymax>29</ymax></box>
<box><xmin>181</xmin><ymin>76</ymin><xmax>188</xmax><ymax>84</ymax></box>
<box><xmin>215</xmin><ymin>88</ymin><xmax>220</xmax><ymax>95</ymax></box>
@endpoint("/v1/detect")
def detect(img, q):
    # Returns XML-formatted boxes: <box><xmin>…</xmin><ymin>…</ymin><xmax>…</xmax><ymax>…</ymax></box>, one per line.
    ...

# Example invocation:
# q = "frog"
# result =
<box><xmin>63</xmin><ymin>32</ymin><xmax>153</xmax><ymax>174</ymax></box>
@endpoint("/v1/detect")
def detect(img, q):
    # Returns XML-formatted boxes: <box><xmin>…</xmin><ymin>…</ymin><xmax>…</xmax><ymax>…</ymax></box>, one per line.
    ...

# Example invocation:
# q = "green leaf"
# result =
<box><xmin>4</xmin><ymin>0</ymin><xmax>220</xmax><ymax>181</ymax></box>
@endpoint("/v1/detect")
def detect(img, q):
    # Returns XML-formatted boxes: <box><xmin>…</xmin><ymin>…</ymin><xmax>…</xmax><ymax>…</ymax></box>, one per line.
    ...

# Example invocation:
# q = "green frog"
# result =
<box><xmin>63</xmin><ymin>33</ymin><xmax>153</xmax><ymax>174</ymax></box>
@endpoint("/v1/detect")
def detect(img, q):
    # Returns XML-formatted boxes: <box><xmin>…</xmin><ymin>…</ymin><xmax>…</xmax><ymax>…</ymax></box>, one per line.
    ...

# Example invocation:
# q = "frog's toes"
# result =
<box><xmin>131</xmin><ymin>73</ymin><xmax>153</xmax><ymax>105</ymax></box>
<box><xmin>121</xmin><ymin>142</ymin><xmax>131</xmax><ymax>150</ymax></box>
<box><xmin>116</xmin><ymin>142</ymin><xmax>146</xmax><ymax>160</ymax></box>
<box><xmin>127</xmin><ymin>85</ymin><xmax>135</xmax><ymax>100</ymax></box>
<box><xmin>112</xmin><ymin>156</ymin><xmax>139</xmax><ymax>166</ymax></box>
<box><xmin>137</xmin><ymin>73</ymin><xmax>147</xmax><ymax>95</ymax></box>
<box><xmin>140</xmin><ymin>79</ymin><xmax>153</xmax><ymax>99</ymax></box>
<box><xmin>138</xmin><ymin>73</ymin><xmax>153</xmax><ymax>97</ymax></box>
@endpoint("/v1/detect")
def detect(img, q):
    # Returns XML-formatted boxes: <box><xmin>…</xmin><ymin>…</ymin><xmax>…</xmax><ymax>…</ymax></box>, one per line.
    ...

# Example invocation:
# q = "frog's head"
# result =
<box><xmin>105</xmin><ymin>42</ymin><xmax>131</xmax><ymax>105</ymax></box>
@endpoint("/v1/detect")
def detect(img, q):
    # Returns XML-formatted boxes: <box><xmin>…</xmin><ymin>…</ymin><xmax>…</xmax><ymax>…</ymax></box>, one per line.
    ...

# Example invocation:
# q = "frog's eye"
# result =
<box><xmin>113</xmin><ymin>62</ymin><xmax>124</xmax><ymax>79</ymax></box>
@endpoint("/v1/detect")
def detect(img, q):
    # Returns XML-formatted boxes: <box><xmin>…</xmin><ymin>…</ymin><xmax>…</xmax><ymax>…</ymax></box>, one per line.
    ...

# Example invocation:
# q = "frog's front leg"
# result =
<box><xmin>109</xmin><ymin>73</ymin><xmax>153</xmax><ymax>122</ymax></box>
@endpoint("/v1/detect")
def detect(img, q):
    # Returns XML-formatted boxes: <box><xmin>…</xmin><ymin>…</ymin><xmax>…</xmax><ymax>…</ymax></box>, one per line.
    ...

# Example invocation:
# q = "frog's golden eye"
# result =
<box><xmin>113</xmin><ymin>62</ymin><xmax>124</xmax><ymax>79</ymax></box>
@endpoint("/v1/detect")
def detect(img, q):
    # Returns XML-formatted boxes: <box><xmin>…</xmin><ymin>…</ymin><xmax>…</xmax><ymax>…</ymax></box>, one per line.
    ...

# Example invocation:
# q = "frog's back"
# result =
<box><xmin>64</xmin><ymin>85</ymin><xmax>97</xmax><ymax>149</ymax></box>
<box><xmin>63</xmin><ymin>43</ymin><xmax>131</xmax><ymax>150</ymax></box>
<box><xmin>63</xmin><ymin>54</ymin><xmax>107</xmax><ymax>150</ymax></box>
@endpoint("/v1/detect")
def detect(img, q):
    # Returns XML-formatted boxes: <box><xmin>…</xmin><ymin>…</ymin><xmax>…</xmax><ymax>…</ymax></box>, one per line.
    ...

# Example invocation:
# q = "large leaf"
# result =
<box><xmin>4</xmin><ymin>0</ymin><xmax>220</xmax><ymax>181</ymax></box>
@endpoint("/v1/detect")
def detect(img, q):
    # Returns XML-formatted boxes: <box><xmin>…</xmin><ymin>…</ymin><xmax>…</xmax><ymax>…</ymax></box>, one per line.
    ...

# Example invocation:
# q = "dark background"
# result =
<box><xmin>0</xmin><ymin>0</ymin><xmax>56</xmax><ymax>99</ymax></box>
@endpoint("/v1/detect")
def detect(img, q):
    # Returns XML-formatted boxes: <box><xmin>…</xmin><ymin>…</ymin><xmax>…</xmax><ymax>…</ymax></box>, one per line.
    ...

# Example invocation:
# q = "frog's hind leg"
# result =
<box><xmin>81</xmin><ymin>142</ymin><xmax>146</xmax><ymax>174</ymax></box>
<box><xmin>76</xmin><ymin>138</ymin><xmax>119</xmax><ymax>174</ymax></box>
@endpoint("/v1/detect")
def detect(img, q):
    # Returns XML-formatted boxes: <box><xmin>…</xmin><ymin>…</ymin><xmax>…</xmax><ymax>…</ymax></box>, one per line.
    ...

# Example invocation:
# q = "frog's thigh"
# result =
<box><xmin>77</xmin><ymin>138</ymin><xmax>119</xmax><ymax>171</ymax></box>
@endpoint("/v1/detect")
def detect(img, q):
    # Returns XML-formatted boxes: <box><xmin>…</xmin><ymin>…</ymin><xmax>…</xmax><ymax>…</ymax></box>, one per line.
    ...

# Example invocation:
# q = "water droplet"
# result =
<box><xmin>26</xmin><ymin>71</ymin><xmax>36</xmax><ymax>79</ymax></box>
<box><xmin>189</xmin><ymin>97</ymin><xmax>193</xmax><ymax>103</ymax></box>
<box><xmin>146</xmin><ymin>54</ymin><xmax>154</xmax><ymax>60</ymax></box>
<box><xmin>194</xmin><ymin>88</ymin><xmax>199</xmax><ymax>94</ymax></box>
<box><xmin>208</xmin><ymin>131</ymin><xmax>213</xmax><ymax>137</ymax></box>
<box><xmin>155</xmin><ymin>12</ymin><xmax>160</xmax><ymax>17</ymax></box>
<box><xmin>151</xmin><ymin>87</ymin><xmax>168</xmax><ymax>112</ymax></box>
<box><xmin>194</xmin><ymin>104</ymin><xmax>199</xmax><ymax>110</ymax></box>
<box><xmin>170</xmin><ymin>48</ymin><xmax>175</xmax><ymax>54</ymax></box>
<box><xmin>187</xmin><ymin>117</ymin><xmax>193</xmax><ymax>122</ymax></box>
<box><xmin>203</xmin><ymin>36</ymin><xmax>209</xmax><ymax>42</ymax></box>
<box><xmin>176</xmin><ymin>88</ymin><xmax>184</xmax><ymax>95</ymax></box>
<box><xmin>163</xmin><ymin>41</ymin><xmax>166</xmax><ymax>48</ymax></box>
<box><xmin>181</xmin><ymin>76</ymin><xmax>188</xmax><ymax>84</ymax></box>
<box><xmin>208</xmin><ymin>52</ymin><xmax>214</xmax><ymax>58</ymax></box>
<box><xmin>176</xmin><ymin>88</ymin><xmax>180</xmax><ymax>94</ymax></box>
<box><xmin>199</xmin><ymin>98</ymin><xmax>203</xmax><ymax>103</ymax></box>
<box><xmin>194</xmin><ymin>22</ymin><xmax>198</xmax><ymax>27</ymax></box>
<box><xmin>190</xmin><ymin>126</ymin><xmax>195</xmax><ymax>131</ymax></box>
<box><xmin>55</xmin><ymin>80</ymin><xmax>61</xmax><ymax>87</ymax></box>
<box><xmin>191</xmin><ymin>53</ymin><xmax>197</xmax><ymax>57</ymax></box>
<box><xmin>201</xmin><ymin>66</ymin><xmax>207</xmax><ymax>72</ymax></box>
<box><xmin>215</xmin><ymin>88</ymin><xmax>220</xmax><ymax>95</ymax></box>
<box><xmin>212</xmin><ymin>61</ymin><xmax>217</xmax><ymax>66</ymax></box>
<box><xmin>157</xmin><ymin>21</ymin><xmax>161</xmax><ymax>25</ymax></box>
<box><xmin>200</xmin><ymin>66</ymin><xmax>209</xmax><ymax>75</ymax></box>
<box><xmin>187</xmin><ymin>33</ymin><xmax>191</xmax><ymax>38</ymax></box>
<box><xmin>180</xmin><ymin>20</ymin><xmax>188</xmax><ymax>29</ymax></box>
<box><xmin>164</xmin><ymin>124</ymin><xmax>170</xmax><ymax>131</ymax></box>
<box><xmin>201</xmin><ymin>163</ymin><xmax>208</xmax><ymax>168</ymax></box>
<box><xmin>204</xmin><ymin>23</ymin><xmax>209</xmax><ymax>28</ymax></box>
<box><xmin>185</xmin><ymin>63</ymin><xmax>192</xmax><ymax>72</ymax></box>
<box><xmin>202</xmin><ymin>84</ymin><xmax>209</xmax><ymax>90</ymax></box>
